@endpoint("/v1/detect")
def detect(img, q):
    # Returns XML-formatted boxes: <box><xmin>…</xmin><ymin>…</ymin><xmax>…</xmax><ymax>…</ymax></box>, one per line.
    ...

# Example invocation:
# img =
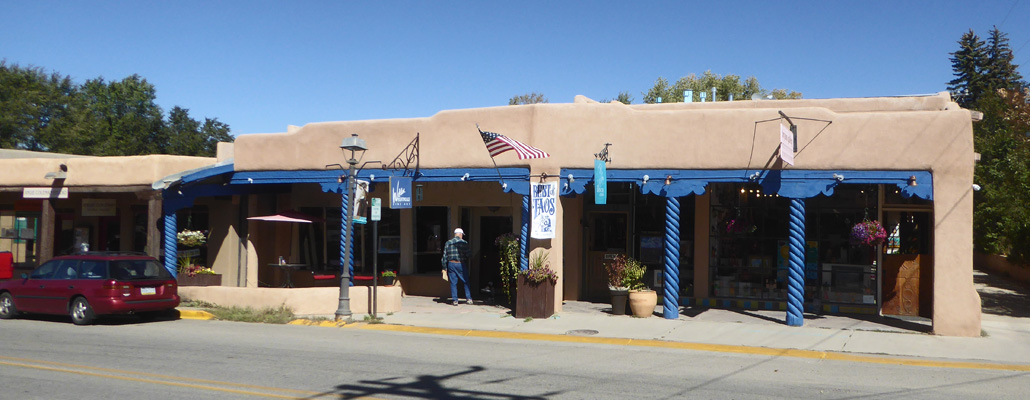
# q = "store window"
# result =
<box><xmin>709</xmin><ymin>183</ymin><xmax>790</xmax><ymax>299</ymax></box>
<box><xmin>415</xmin><ymin>206</ymin><xmax>448</xmax><ymax>274</ymax></box>
<box><xmin>807</xmin><ymin>185</ymin><xmax>879</xmax><ymax>305</ymax></box>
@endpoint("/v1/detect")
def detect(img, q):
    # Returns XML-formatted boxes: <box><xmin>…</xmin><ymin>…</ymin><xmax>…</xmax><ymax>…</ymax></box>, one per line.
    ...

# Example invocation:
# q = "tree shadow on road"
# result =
<box><xmin>304</xmin><ymin>365</ymin><xmax>561</xmax><ymax>400</ymax></box>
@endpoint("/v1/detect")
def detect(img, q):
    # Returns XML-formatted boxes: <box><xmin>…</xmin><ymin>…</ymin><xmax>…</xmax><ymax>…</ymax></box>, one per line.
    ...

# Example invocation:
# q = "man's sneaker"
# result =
<box><xmin>452</xmin><ymin>301</ymin><xmax>459</xmax><ymax>306</ymax></box>
<box><xmin>466</xmin><ymin>299</ymin><xmax>473</xmax><ymax>305</ymax></box>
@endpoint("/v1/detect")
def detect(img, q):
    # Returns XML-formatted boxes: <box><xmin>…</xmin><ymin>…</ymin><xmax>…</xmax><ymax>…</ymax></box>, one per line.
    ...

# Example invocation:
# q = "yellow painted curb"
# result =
<box><xmin>177</xmin><ymin>309</ymin><xmax>215</xmax><ymax>320</ymax></box>
<box><xmin>232</xmin><ymin>318</ymin><xmax>1030</xmax><ymax>372</ymax></box>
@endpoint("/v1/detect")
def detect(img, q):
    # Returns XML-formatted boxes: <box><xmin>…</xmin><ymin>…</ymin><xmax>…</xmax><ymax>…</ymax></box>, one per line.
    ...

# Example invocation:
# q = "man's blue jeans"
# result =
<box><xmin>447</xmin><ymin>260</ymin><xmax>472</xmax><ymax>302</ymax></box>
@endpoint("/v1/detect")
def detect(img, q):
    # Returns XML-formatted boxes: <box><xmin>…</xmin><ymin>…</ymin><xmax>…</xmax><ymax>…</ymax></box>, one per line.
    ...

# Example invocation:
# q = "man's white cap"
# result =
<box><xmin>454</xmin><ymin>228</ymin><xmax>464</xmax><ymax>235</ymax></box>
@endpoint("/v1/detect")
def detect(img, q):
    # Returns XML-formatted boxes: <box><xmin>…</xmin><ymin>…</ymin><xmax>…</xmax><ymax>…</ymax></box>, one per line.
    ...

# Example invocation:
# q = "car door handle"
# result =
<box><xmin>68</xmin><ymin>286</ymin><xmax>75</xmax><ymax>289</ymax></box>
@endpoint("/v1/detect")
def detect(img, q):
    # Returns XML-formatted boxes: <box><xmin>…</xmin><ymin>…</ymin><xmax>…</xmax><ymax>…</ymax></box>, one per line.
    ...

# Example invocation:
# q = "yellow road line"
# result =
<box><xmin>350</xmin><ymin>323</ymin><xmax>1030</xmax><ymax>372</ymax></box>
<box><xmin>0</xmin><ymin>355</ymin><xmax>381</xmax><ymax>399</ymax></box>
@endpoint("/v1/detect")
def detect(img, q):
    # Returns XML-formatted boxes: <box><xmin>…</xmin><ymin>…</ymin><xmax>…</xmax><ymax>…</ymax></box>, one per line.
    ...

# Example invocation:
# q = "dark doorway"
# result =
<box><xmin>478</xmin><ymin>216</ymin><xmax>513</xmax><ymax>299</ymax></box>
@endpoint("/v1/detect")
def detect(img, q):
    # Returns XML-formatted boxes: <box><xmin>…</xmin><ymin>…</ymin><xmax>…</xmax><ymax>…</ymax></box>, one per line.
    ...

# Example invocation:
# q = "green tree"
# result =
<box><xmin>948</xmin><ymin>30</ymin><xmax>987</xmax><ymax>108</ymax></box>
<box><xmin>950</xmin><ymin>27</ymin><xmax>1030</xmax><ymax>261</ymax></box>
<box><xmin>0</xmin><ymin>62</ymin><xmax>79</xmax><ymax>152</ymax></box>
<box><xmin>508</xmin><ymin>92</ymin><xmax>548</xmax><ymax>105</ymax></box>
<box><xmin>600</xmin><ymin>91</ymin><xmax>634</xmax><ymax>104</ymax></box>
<box><xmin>0</xmin><ymin>62</ymin><xmax>234</xmax><ymax>157</ymax></box>
<box><xmin>642</xmin><ymin>71</ymin><xmax>798</xmax><ymax>104</ymax></box>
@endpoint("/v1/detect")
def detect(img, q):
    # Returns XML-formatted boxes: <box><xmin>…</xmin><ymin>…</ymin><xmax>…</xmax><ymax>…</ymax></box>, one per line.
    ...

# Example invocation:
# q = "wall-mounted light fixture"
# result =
<box><xmin>908</xmin><ymin>175</ymin><xmax>917</xmax><ymax>186</ymax></box>
<box><xmin>44</xmin><ymin>164</ymin><xmax>68</xmax><ymax>180</ymax></box>
<box><xmin>567</xmin><ymin>174</ymin><xmax>574</xmax><ymax>183</ymax></box>
<box><xmin>369</xmin><ymin>174</ymin><xmax>375</xmax><ymax>181</ymax></box>
<box><xmin>461</xmin><ymin>173</ymin><xmax>470</xmax><ymax>181</ymax></box>
<box><xmin>833</xmin><ymin>173</ymin><xmax>844</xmax><ymax>182</ymax></box>
<box><xmin>665</xmin><ymin>175</ymin><xmax>672</xmax><ymax>185</ymax></box>
<box><xmin>749</xmin><ymin>172</ymin><xmax>761</xmax><ymax>181</ymax></box>
<box><xmin>642</xmin><ymin>174</ymin><xmax>649</xmax><ymax>184</ymax></box>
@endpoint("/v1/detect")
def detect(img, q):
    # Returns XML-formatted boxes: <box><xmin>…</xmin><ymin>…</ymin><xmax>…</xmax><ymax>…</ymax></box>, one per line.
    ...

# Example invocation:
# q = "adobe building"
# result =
<box><xmin>0</xmin><ymin>150</ymin><xmax>218</xmax><ymax>273</ymax></box>
<box><xmin>174</xmin><ymin>92</ymin><xmax>980</xmax><ymax>336</ymax></box>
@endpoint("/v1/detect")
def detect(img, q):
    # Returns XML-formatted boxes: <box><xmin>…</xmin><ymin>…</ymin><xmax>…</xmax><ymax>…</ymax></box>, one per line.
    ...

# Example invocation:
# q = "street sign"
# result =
<box><xmin>370</xmin><ymin>198</ymin><xmax>381</xmax><ymax>221</ymax></box>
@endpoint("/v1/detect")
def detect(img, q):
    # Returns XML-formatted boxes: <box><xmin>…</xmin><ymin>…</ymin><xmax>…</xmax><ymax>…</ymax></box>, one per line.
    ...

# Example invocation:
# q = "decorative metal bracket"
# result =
<box><xmin>594</xmin><ymin>143</ymin><xmax>612</xmax><ymax>163</ymax></box>
<box><xmin>384</xmin><ymin>133</ymin><xmax>420</xmax><ymax>177</ymax></box>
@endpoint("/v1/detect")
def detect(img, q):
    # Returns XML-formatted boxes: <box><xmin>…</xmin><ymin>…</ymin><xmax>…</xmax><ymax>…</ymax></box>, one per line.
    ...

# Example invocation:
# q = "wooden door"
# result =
<box><xmin>882</xmin><ymin>254</ymin><xmax>920</xmax><ymax>316</ymax></box>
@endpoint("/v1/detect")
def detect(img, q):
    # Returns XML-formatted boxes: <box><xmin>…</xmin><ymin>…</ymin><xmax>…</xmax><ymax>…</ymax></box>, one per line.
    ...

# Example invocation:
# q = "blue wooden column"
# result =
<box><xmin>163</xmin><ymin>211</ymin><xmax>177</xmax><ymax>278</ymax></box>
<box><xmin>786</xmin><ymin>198</ymin><xmax>807</xmax><ymax>326</ymax></box>
<box><xmin>520</xmin><ymin>194</ymin><xmax>529</xmax><ymax>271</ymax></box>
<box><xmin>663</xmin><ymin>196</ymin><xmax>681</xmax><ymax>319</ymax></box>
<box><xmin>340</xmin><ymin>188</ymin><xmax>353</xmax><ymax>286</ymax></box>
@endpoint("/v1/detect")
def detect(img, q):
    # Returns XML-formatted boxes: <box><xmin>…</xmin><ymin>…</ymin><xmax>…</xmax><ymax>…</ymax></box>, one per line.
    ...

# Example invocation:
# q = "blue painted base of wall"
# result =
<box><xmin>679</xmin><ymin>297</ymin><xmax>878</xmax><ymax>315</ymax></box>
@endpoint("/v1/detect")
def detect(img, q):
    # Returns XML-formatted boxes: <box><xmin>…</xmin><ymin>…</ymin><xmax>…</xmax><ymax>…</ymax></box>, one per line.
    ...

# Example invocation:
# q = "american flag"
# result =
<box><xmin>479</xmin><ymin>129</ymin><xmax>550</xmax><ymax>159</ymax></box>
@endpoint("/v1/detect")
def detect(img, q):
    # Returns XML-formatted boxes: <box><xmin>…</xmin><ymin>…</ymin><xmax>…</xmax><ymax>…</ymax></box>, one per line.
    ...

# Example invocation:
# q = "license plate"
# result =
<box><xmin>141</xmin><ymin>287</ymin><xmax>156</xmax><ymax>295</ymax></box>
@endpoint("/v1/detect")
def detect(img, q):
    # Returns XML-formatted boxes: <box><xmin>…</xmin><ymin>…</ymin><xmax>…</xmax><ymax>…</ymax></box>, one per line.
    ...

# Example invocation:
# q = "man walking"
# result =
<box><xmin>442</xmin><ymin>228</ymin><xmax>473</xmax><ymax>305</ymax></box>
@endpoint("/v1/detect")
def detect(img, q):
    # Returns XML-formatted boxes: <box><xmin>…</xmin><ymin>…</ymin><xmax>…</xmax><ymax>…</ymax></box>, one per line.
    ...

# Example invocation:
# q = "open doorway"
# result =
<box><xmin>478</xmin><ymin>216</ymin><xmax>513</xmax><ymax>298</ymax></box>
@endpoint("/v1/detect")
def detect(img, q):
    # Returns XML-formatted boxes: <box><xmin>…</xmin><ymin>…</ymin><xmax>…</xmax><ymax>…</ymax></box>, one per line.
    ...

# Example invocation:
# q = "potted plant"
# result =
<box><xmin>606</xmin><ymin>255</ymin><xmax>632</xmax><ymax>315</ymax></box>
<box><xmin>380</xmin><ymin>270</ymin><xmax>396</xmax><ymax>286</ymax></box>
<box><xmin>623</xmin><ymin>257</ymin><xmax>657</xmax><ymax>318</ymax></box>
<box><xmin>495</xmin><ymin>233</ymin><xmax>520</xmax><ymax>305</ymax></box>
<box><xmin>177</xmin><ymin>256</ymin><xmax>221</xmax><ymax>286</ymax></box>
<box><xmin>515</xmin><ymin>250</ymin><xmax>557</xmax><ymax>319</ymax></box>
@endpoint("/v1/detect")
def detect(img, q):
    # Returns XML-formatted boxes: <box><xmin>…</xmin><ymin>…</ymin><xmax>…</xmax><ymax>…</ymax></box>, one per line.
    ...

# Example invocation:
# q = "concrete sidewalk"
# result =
<box><xmin>370</xmin><ymin>295</ymin><xmax>1030</xmax><ymax>366</ymax></box>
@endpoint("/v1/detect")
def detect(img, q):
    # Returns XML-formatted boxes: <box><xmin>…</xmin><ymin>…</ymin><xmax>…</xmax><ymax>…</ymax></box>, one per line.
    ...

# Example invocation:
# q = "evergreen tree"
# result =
<box><xmin>983</xmin><ymin>27</ymin><xmax>1025</xmax><ymax>92</ymax></box>
<box><xmin>948</xmin><ymin>30</ymin><xmax>987</xmax><ymax>108</ymax></box>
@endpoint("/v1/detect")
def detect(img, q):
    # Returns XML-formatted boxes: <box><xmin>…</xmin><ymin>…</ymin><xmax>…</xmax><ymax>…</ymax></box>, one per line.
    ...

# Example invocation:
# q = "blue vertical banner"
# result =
<box><xmin>389</xmin><ymin>176</ymin><xmax>412</xmax><ymax>209</ymax></box>
<box><xmin>594</xmin><ymin>159</ymin><xmax>607</xmax><ymax>205</ymax></box>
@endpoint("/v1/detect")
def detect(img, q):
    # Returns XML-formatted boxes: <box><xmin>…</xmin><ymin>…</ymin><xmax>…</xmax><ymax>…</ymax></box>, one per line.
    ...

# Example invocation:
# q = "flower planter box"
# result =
<box><xmin>178</xmin><ymin>274</ymin><xmax>222</xmax><ymax>287</ymax></box>
<box><xmin>515</xmin><ymin>275</ymin><xmax>555</xmax><ymax>319</ymax></box>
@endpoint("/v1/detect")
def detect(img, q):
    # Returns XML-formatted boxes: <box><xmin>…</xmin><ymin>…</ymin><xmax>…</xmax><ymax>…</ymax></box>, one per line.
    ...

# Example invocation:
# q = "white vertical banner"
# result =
<box><xmin>531</xmin><ymin>181</ymin><xmax>558</xmax><ymax>239</ymax></box>
<box><xmin>779</xmin><ymin>123</ymin><xmax>795</xmax><ymax>166</ymax></box>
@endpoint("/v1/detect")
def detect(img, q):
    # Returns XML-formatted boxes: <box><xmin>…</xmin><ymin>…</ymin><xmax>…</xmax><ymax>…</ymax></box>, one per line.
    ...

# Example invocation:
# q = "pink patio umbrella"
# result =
<box><xmin>247</xmin><ymin>211</ymin><xmax>324</xmax><ymax>279</ymax></box>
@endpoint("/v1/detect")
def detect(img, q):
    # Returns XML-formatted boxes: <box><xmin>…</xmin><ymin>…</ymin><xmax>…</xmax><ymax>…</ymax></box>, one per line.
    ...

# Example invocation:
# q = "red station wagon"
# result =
<box><xmin>0</xmin><ymin>253</ymin><xmax>180</xmax><ymax>325</ymax></box>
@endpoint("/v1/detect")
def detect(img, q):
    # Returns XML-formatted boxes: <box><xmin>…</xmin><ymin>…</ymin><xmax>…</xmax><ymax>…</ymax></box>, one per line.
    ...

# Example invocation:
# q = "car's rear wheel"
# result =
<box><xmin>0</xmin><ymin>292</ymin><xmax>17</xmax><ymax>319</ymax></box>
<box><xmin>70</xmin><ymin>297</ymin><xmax>95</xmax><ymax>325</ymax></box>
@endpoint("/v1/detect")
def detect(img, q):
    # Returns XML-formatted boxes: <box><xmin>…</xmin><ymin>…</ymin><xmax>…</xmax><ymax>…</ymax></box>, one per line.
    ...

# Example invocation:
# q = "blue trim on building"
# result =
<box><xmin>560</xmin><ymin>169</ymin><xmax>932</xmax><ymax>200</ymax></box>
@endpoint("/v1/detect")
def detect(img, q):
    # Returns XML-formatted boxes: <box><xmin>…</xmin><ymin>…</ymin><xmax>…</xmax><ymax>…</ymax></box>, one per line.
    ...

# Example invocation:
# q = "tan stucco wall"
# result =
<box><xmin>179</xmin><ymin>286</ymin><xmax>401</xmax><ymax>316</ymax></box>
<box><xmin>233</xmin><ymin>93</ymin><xmax>979</xmax><ymax>336</ymax></box>
<box><xmin>0</xmin><ymin>155</ymin><xmax>214</xmax><ymax>187</ymax></box>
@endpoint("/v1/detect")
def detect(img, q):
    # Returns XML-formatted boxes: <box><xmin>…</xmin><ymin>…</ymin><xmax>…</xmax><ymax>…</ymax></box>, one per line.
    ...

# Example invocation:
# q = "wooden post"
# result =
<box><xmin>39</xmin><ymin>199</ymin><xmax>55</xmax><ymax>264</ymax></box>
<box><xmin>147</xmin><ymin>195</ymin><xmax>162</xmax><ymax>259</ymax></box>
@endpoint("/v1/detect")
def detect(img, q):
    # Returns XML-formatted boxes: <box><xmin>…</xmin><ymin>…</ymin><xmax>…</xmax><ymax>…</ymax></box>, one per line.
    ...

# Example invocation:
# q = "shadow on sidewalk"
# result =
<box><xmin>975</xmin><ymin>268</ymin><xmax>1030</xmax><ymax>319</ymax></box>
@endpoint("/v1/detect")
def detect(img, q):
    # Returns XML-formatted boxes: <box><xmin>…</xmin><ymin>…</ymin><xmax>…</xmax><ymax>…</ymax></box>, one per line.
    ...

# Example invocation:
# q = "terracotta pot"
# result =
<box><xmin>628</xmin><ymin>289</ymin><xmax>657</xmax><ymax>318</ymax></box>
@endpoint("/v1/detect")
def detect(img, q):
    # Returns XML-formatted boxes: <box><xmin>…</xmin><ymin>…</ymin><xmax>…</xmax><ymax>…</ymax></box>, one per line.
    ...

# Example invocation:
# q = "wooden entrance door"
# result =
<box><xmin>881</xmin><ymin>211</ymin><xmax>933</xmax><ymax>317</ymax></box>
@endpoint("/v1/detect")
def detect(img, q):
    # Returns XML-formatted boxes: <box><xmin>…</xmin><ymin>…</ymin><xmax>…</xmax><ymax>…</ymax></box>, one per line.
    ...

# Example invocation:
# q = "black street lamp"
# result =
<box><xmin>336</xmin><ymin>134</ymin><xmax>367</xmax><ymax>320</ymax></box>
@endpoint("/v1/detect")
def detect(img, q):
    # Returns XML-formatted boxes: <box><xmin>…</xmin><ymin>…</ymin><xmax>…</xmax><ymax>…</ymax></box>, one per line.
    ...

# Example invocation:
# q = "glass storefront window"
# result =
<box><xmin>709</xmin><ymin>183</ymin><xmax>790</xmax><ymax>300</ymax></box>
<box><xmin>708</xmin><ymin>183</ymin><xmax>882</xmax><ymax>305</ymax></box>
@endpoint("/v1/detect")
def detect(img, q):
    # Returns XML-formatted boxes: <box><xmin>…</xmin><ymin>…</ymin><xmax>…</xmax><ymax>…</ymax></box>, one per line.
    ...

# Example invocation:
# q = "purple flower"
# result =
<box><xmin>851</xmin><ymin>220</ymin><xmax>887</xmax><ymax>247</ymax></box>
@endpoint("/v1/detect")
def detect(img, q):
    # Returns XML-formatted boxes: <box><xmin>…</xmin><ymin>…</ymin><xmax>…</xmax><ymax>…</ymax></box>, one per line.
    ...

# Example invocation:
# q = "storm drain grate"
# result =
<box><xmin>565</xmin><ymin>329</ymin><xmax>599</xmax><ymax>336</ymax></box>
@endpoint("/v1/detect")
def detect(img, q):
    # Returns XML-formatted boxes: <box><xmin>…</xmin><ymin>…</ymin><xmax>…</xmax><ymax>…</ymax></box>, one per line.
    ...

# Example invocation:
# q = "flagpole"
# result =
<box><xmin>478</xmin><ymin>124</ymin><xmax>507</xmax><ymax>189</ymax></box>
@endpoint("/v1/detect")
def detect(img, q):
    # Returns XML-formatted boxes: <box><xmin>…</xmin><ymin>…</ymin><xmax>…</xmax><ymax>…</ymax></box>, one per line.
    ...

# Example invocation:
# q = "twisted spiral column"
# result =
<box><xmin>663</xmin><ymin>196</ymin><xmax>681</xmax><ymax>319</ymax></box>
<box><xmin>520</xmin><ymin>194</ymin><xmax>529</xmax><ymax>271</ymax></box>
<box><xmin>163</xmin><ymin>211</ymin><xmax>177</xmax><ymax>278</ymax></box>
<box><xmin>786</xmin><ymin>198</ymin><xmax>807</xmax><ymax>327</ymax></box>
<box><xmin>341</xmin><ymin>188</ymin><xmax>352</xmax><ymax>286</ymax></box>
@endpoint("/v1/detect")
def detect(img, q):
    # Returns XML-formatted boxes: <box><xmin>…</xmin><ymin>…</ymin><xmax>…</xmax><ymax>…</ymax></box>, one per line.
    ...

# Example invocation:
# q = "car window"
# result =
<box><xmin>52</xmin><ymin>260</ymin><xmax>81</xmax><ymax>280</ymax></box>
<box><xmin>113</xmin><ymin>260</ymin><xmax>171</xmax><ymax>280</ymax></box>
<box><xmin>30</xmin><ymin>261</ymin><xmax>60</xmax><ymax>279</ymax></box>
<box><xmin>78</xmin><ymin>260</ymin><xmax>108</xmax><ymax>279</ymax></box>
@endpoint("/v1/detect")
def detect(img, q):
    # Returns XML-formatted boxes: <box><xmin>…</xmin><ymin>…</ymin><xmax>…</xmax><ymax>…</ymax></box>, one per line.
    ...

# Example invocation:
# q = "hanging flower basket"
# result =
<box><xmin>177</xmin><ymin>229</ymin><xmax>207</xmax><ymax>247</ymax></box>
<box><xmin>850</xmin><ymin>220</ymin><xmax>887</xmax><ymax>247</ymax></box>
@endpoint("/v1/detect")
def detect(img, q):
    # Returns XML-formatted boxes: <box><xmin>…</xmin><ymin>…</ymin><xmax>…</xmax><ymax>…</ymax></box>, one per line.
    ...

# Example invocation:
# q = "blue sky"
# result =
<box><xmin>3</xmin><ymin>1</ymin><xmax>1029</xmax><ymax>136</ymax></box>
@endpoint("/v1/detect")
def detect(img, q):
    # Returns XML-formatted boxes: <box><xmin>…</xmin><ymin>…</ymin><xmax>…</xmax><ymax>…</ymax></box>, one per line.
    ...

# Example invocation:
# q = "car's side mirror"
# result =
<box><xmin>20</xmin><ymin>273</ymin><xmax>27</xmax><ymax>279</ymax></box>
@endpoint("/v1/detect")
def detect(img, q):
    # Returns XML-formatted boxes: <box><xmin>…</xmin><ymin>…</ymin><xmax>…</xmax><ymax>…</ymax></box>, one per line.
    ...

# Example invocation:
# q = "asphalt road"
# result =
<box><xmin>1</xmin><ymin>316</ymin><xmax>1028</xmax><ymax>400</ymax></box>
